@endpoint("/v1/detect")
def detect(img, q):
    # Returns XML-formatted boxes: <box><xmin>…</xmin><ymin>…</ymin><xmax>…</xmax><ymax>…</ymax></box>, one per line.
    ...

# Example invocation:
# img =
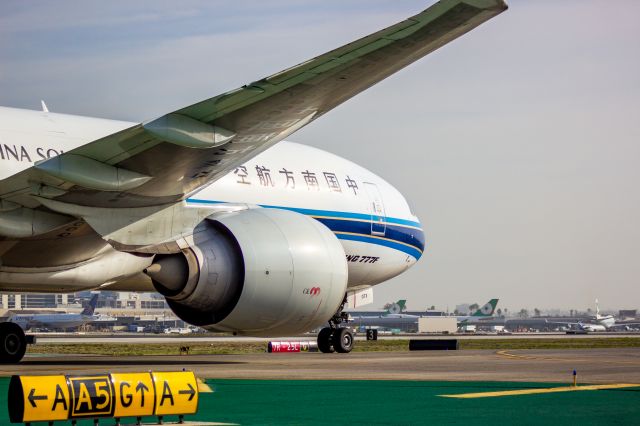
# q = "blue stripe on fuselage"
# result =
<box><xmin>335</xmin><ymin>233</ymin><xmax>424</xmax><ymax>260</ymax></box>
<box><xmin>186</xmin><ymin>198</ymin><xmax>425</xmax><ymax>259</ymax></box>
<box><xmin>313</xmin><ymin>218</ymin><xmax>424</xmax><ymax>256</ymax></box>
<box><xmin>259</xmin><ymin>204</ymin><xmax>422</xmax><ymax>228</ymax></box>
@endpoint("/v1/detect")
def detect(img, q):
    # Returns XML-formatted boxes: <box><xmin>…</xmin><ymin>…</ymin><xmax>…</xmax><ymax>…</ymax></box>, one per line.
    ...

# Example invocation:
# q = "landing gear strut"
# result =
<box><xmin>0</xmin><ymin>322</ymin><xmax>27</xmax><ymax>363</ymax></box>
<box><xmin>317</xmin><ymin>295</ymin><xmax>354</xmax><ymax>353</ymax></box>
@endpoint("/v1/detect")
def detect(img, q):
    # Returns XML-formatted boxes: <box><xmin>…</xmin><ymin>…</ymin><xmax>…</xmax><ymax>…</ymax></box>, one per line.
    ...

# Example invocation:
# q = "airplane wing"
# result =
<box><xmin>0</xmin><ymin>0</ymin><xmax>507</xmax><ymax>212</ymax></box>
<box><xmin>545</xmin><ymin>320</ymin><xmax>579</xmax><ymax>326</ymax></box>
<box><xmin>610</xmin><ymin>321</ymin><xmax>640</xmax><ymax>328</ymax></box>
<box><xmin>544</xmin><ymin>320</ymin><xmax>589</xmax><ymax>329</ymax></box>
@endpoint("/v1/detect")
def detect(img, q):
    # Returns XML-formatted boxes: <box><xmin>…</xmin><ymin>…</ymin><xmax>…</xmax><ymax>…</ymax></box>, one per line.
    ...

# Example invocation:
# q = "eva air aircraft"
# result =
<box><xmin>456</xmin><ymin>299</ymin><xmax>500</xmax><ymax>325</ymax></box>
<box><xmin>0</xmin><ymin>0</ymin><xmax>507</xmax><ymax>362</ymax></box>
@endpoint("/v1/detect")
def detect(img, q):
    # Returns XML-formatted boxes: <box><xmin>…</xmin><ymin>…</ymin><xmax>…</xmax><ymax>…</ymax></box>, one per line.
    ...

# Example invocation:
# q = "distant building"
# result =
<box><xmin>1</xmin><ymin>291</ymin><xmax>168</xmax><ymax>313</ymax></box>
<box><xmin>455</xmin><ymin>304</ymin><xmax>471</xmax><ymax>315</ymax></box>
<box><xmin>76</xmin><ymin>291</ymin><xmax>168</xmax><ymax>312</ymax></box>
<box><xmin>619</xmin><ymin>309</ymin><xmax>637</xmax><ymax>319</ymax></box>
<box><xmin>0</xmin><ymin>293</ymin><xmax>76</xmax><ymax>310</ymax></box>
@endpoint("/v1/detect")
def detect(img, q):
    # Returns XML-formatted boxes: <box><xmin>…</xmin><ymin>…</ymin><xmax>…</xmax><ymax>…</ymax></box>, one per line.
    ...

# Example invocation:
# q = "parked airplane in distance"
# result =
<box><xmin>349</xmin><ymin>298</ymin><xmax>499</xmax><ymax>331</ymax></box>
<box><xmin>0</xmin><ymin>0</ymin><xmax>507</xmax><ymax>362</ymax></box>
<box><xmin>9</xmin><ymin>293</ymin><xmax>99</xmax><ymax>331</ymax></box>
<box><xmin>457</xmin><ymin>299</ymin><xmax>500</xmax><ymax>325</ymax></box>
<box><xmin>349</xmin><ymin>299</ymin><xmax>414</xmax><ymax>318</ymax></box>
<box><xmin>347</xmin><ymin>299</ymin><xmax>423</xmax><ymax>331</ymax></box>
<box><xmin>383</xmin><ymin>300</ymin><xmax>409</xmax><ymax>316</ymax></box>
<box><xmin>548</xmin><ymin>299</ymin><xmax>639</xmax><ymax>332</ymax></box>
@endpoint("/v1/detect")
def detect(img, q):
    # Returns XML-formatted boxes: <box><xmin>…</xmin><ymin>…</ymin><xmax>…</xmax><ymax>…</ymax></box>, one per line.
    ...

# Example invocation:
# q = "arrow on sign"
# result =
<box><xmin>136</xmin><ymin>381</ymin><xmax>149</xmax><ymax>407</ymax></box>
<box><xmin>178</xmin><ymin>383</ymin><xmax>196</xmax><ymax>401</ymax></box>
<box><xmin>28</xmin><ymin>388</ymin><xmax>48</xmax><ymax>408</ymax></box>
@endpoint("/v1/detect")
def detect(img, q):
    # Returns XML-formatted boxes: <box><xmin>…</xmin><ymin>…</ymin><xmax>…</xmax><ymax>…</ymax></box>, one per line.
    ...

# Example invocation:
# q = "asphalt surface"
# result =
<box><xmin>32</xmin><ymin>331</ymin><xmax>640</xmax><ymax>344</ymax></box>
<box><xmin>4</xmin><ymin>348</ymin><xmax>639</xmax><ymax>384</ymax></box>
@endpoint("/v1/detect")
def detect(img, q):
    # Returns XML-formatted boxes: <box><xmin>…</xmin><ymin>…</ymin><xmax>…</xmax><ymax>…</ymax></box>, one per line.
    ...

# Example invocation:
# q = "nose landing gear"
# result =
<box><xmin>317</xmin><ymin>295</ymin><xmax>354</xmax><ymax>353</ymax></box>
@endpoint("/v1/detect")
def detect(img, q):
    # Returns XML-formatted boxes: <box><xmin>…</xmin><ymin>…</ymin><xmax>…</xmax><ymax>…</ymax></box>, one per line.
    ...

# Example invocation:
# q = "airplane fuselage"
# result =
<box><xmin>580</xmin><ymin>323</ymin><xmax>607</xmax><ymax>332</ymax></box>
<box><xmin>10</xmin><ymin>313</ymin><xmax>93</xmax><ymax>330</ymax></box>
<box><xmin>0</xmin><ymin>106</ymin><xmax>424</xmax><ymax>292</ymax></box>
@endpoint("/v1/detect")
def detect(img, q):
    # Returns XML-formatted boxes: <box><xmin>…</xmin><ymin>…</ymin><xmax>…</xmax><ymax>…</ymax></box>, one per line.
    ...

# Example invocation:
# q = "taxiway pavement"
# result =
<box><xmin>4</xmin><ymin>348</ymin><xmax>639</xmax><ymax>384</ymax></box>
<box><xmin>32</xmin><ymin>332</ymin><xmax>640</xmax><ymax>344</ymax></box>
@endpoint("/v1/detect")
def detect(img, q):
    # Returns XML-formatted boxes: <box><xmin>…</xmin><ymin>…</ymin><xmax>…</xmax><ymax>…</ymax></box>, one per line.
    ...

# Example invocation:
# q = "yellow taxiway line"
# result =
<box><xmin>440</xmin><ymin>383</ymin><xmax>640</xmax><ymax>399</ymax></box>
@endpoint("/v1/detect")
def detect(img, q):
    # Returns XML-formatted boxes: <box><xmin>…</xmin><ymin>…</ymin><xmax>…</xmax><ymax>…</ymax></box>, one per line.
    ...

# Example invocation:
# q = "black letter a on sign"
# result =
<box><xmin>160</xmin><ymin>381</ymin><xmax>174</xmax><ymax>406</ymax></box>
<box><xmin>52</xmin><ymin>384</ymin><xmax>68</xmax><ymax>411</ymax></box>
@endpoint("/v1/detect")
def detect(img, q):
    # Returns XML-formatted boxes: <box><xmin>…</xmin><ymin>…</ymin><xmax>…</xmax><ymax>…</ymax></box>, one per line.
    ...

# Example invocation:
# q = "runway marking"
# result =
<box><xmin>495</xmin><ymin>350</ymin><xmax>564</xmax><ymax>361</ymax></box>
<box><xmin>440</xmin><ymin>383</ymin><xmax>640</xmax><ymax>399</ymax></box>
<box><xmin>495</xmin><ymin>350</ymin><xmax>640</xmax><ymax>365</ymax></box>
<box><xmin>197</xmin><ymin>378</ymin><xmax>214</xmax><ymax>393</ymax></box>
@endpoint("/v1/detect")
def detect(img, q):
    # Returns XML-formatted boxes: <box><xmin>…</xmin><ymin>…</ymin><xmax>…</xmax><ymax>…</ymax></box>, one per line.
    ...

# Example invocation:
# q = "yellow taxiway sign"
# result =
<box><xmin>9</xmin><ymin>371</ymin><xmax>199</xmax><ymax>423</ymax></box>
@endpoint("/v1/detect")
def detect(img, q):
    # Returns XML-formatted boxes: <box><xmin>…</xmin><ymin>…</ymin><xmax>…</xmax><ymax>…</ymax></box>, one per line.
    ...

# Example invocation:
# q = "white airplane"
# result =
<box><xmin>548</xmin><ymin>299</ymin><xmax>617</xmax><ymax>332</ymax></box>
<box><xmin>348</xmin><ymin>300</ymin><xmax>421</xmax><ymax>329</ymax></box>
<box><xmin>349</xmin><ymin>298</ymin><xmax>500</xmax><ymax>331</ymax></box>
<box><xmin>590</xmin><ymin>299</ymin><xmax>616</xmax><ymax>329</ymax></box>
<box><xmin>0</xmin><ymin>0</ymin><xmax>507</xmax><ymax>362</ymax></box>
<box><xmin>8</xmin><ymin>293</ymin><xmax>99</xmax><ymax>331</ymax></box>
<box><xmin>456</xmin><ymin>299</ymin><xmax>499</xmax><ymax>325</ymax></box>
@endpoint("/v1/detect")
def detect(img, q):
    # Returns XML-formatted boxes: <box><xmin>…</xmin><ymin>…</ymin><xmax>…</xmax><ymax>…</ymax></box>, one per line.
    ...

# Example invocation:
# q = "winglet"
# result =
<box><xmin>40</xmin><ymin>100</ymin><xmax>49</xmax><ymax>113</ymax></box>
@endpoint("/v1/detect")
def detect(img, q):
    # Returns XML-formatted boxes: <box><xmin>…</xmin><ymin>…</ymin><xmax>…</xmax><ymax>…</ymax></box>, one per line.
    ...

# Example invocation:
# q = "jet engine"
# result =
<box><xmin>146</xmin><ymin>208</ymin><xmax>348</xmax><ymax>336</ymax></box>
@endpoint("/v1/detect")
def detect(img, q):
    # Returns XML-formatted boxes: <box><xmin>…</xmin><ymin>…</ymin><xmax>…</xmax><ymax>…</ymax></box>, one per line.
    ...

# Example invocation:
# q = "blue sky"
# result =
<box><xmin>1</xmin><ymin>1</ymin><xmax>639</xmax><ymax>311</ymax></box>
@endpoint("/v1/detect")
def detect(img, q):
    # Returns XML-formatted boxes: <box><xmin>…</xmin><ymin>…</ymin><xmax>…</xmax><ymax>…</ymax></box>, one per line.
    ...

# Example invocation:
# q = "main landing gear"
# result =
<box><xmin>317</xmin><ymin>296</ymin><xmax>354</xmax><ymax>353</ymax></box>
<box><xmin>0</xmin><ymin>322</ymin><xmax>27</xmax><ymax>363</ymax></box>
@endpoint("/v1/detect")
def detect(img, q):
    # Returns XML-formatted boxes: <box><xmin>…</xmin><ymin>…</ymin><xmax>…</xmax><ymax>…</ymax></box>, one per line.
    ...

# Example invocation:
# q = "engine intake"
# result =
<box><xmin>147</xmin><ymin>208</ymin><xmax>348</xmax><ymax>336</ymax></box>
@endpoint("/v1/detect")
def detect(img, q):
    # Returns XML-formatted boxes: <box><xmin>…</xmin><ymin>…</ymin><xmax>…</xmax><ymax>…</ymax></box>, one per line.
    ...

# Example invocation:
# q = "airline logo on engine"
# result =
<box><xmin>303</xmin><ymin>287</ymin><xmax>321</xmax><ymax>296</ymax></box>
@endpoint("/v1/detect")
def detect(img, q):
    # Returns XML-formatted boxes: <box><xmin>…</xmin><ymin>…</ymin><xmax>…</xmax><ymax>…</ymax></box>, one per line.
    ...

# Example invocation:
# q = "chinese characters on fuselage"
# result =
<box><xmin>234</xmin><ymin>164</ymin><xmax>359</xmax><ymax>195</ymax></box>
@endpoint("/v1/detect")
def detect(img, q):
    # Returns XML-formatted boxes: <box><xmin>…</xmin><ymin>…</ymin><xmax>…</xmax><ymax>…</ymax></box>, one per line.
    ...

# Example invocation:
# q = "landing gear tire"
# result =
<box><xmin>317</xmin><ymin>327</ymin><xmax>335</xmax><ymax>353</ymax></box>
<box><xmin>332</xmin><ymin>328</ymin><xmax>354</xmax><ymax>353</ymax></box>
<box><xmin>0</xmin><ymin>322</ymin><xmax>26</xmax><ymax>363</ymax></box>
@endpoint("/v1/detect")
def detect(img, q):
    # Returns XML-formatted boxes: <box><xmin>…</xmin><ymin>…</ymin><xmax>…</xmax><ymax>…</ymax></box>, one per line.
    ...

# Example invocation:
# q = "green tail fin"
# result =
<box><xmin>385</xmin><ymin>300</ymin><xmax>407</xmax><ymax>314</ymax></box>
<box><xmin>472</xmin><ymin>299</ymin><xmax>498</xmax><ymax>317</ymax></box>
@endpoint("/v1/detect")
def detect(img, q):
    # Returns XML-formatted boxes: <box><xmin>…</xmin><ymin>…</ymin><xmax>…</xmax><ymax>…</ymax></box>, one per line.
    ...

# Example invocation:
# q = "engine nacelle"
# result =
<box><xmin>147</xmin><ymin>208</ymin><xmax>348</xmax><ymax>336</ymax></box>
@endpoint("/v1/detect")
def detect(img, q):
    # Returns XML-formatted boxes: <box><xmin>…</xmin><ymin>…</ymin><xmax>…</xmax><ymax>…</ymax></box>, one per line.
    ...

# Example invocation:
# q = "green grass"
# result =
<box><xmin>0</xmin><ymin>378</ymin><xmax>638</xmax><ymax>425</ymax></box>
<box><xmin>25</xmin><ymin>337</ymin><xmax>640</xmax><ymax>356</ymax></box>
<box><xmin>27</xmin><ymin>341</ymin><xmax>268</xmax><ymax>356</ymax></box>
